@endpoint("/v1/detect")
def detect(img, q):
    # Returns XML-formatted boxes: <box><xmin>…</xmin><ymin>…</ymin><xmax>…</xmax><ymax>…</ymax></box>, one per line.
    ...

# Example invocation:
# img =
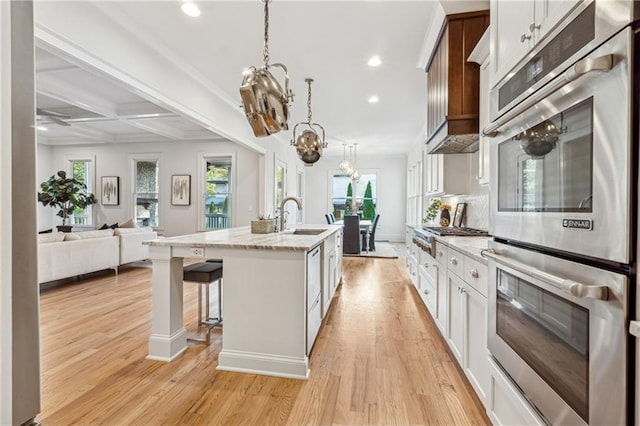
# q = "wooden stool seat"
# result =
<box><xmin>183</xmin><ymin>261</ymin><xmax>223</xmax><ymax>345</ymax></box>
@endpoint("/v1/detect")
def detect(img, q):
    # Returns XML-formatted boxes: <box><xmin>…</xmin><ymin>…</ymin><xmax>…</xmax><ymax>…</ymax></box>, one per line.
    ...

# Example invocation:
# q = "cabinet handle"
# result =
<box><xmin>460</xmin><ymin>287</ymin><xmax>467</xmax><ymax>294</ymax></box>
<box><xmin>529</xmin><ymin>22</ymin><xmax>540</xmax><ymax>32</ymax></box>
<box><xmin>469</xmin><ymin>269</ymin><xmax>479</xmax><ymax>279</ymax></box>
<box><xmin>450</xmin><ymin>258</ymin><xmax>458</xmax><ymax>266</ymax></box>
<box><xmin>423</xmin><ymin>289</ymin><xmax>429</xmax><ymax>295</ymax></box>
<box><xmin>424</xmin><ymin>263</ymin><xmax>429</xmax><ymax>268</ymax></box>
<box><xmin>437</xmin><ymin>251</ymin><xmax>443</xmax><ymax>257</ymax></box>
<box><xmin>520</xmin><ymin>33</ymin><xmax>531</xmax><ymax>43</ymax></box>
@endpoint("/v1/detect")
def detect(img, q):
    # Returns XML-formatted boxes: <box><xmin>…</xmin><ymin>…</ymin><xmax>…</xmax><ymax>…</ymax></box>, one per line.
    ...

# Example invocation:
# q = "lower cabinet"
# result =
<box><xmin>488</xmin><ymin>357</ymin><xmax>546</xmax><ymax>425</ymax></box>
<box><xmin>446</xmin><ymin>249</ymin><xmax>490</xmax><ymax>407</ymax></box>
<box><xmin>307</xmin><ymin>246</ymin><xmax>322</xmax><ymax>355</ymax></box>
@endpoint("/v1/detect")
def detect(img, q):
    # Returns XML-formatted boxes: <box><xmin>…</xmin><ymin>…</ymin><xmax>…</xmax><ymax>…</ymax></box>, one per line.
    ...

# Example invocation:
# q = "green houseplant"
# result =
<box><xmin>38</xmin><ymin>170</ymin><xmax>97</xmax><ymax>231</ymax></box>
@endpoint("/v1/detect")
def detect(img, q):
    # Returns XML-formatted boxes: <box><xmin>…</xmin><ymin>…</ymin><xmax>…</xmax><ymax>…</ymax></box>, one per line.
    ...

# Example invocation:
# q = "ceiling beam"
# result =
<box><xmin>126</xmin><ymin>119</ymin><xmax>184</xmax><ymax>140</ymax></box>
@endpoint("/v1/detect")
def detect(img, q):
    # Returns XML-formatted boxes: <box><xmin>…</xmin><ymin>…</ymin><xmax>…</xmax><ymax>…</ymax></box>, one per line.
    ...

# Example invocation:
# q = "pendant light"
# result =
<box><xmin>339</xmin><ymin>143</ymin><xmax>350</xmax><ymax>171</ymax></box>
<box><xmin>239</xmin><ymin>0</ymin><xmax>294</xmax><ymax>137</ymax></box>
<box><xmin>350</xmin><ymin>143</ymin><xmax>360</xmax><ymax>182</ymax></box>
<box><xmin>291</xmin><ymin>78</ymin><xmax>327</xmax><ymax>167</ymax></box>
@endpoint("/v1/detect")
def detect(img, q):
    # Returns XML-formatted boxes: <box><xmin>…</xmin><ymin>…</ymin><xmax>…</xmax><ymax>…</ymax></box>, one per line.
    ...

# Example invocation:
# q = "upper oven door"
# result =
<box><xmin>488</xmin><ymin>28</ymin><xmax>633</xmax><ymax>263</ymax></box>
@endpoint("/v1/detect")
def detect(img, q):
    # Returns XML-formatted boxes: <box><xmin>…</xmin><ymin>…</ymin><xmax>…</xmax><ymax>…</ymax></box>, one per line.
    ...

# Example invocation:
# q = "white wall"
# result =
<box><xmin>38</xmin><ymin>139</ymin><xmax>265</xmax><ymax>237</ymax></box>
<box><xmin>304</xmin><ymin>154</ymin><xmax>407</xmax><ymax>242</ymax></box>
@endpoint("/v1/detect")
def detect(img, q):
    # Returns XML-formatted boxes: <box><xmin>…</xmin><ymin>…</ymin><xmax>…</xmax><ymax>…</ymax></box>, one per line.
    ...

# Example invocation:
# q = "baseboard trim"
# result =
<box><xmin>147</xmin><ymin>329</ymin><xmax>187</xmax><ymax>361</ymax></box>
<box><xmin>218</xmin><ymin>349</ymin><xmax>309</xmax><ymax>379</ymax></box>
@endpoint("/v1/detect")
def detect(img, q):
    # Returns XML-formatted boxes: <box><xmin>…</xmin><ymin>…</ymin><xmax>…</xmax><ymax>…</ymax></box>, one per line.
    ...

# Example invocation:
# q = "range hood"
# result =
<box><xmin>426</xmin><ymin>123</ymin><xmax>480</xmax><ymax>154</ymax></box>
<box><xmin>424</xmin><ymin>11</ymin><xmax>489</xmax><ymax>155</ymax></box>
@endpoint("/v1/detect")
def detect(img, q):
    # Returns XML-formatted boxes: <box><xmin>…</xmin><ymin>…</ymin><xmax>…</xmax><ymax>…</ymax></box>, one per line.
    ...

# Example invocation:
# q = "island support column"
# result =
<box><xmin>147</xmin><ymin>245</ymin><xmax>188</xmax><ymax>361</ymax></box>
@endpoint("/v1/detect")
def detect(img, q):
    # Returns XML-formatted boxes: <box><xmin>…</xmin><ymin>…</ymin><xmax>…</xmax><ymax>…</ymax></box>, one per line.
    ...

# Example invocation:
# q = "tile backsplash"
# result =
<box><xmin>456</xmin><ymin>193</ymin><xmax>489</xmax><ymax>230</ymax></box>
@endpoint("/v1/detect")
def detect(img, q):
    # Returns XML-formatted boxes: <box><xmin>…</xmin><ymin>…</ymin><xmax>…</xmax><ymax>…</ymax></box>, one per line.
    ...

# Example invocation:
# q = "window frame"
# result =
<box><xmin>328</xmin><ymin>169</ymin><xmax>378</xmax><ymax>221</ymax></box>
<box><xmin>64</xmin><ymin>155</ymin><xmax>96</xmax><ymax>227</ymax></box>
<box><xmin>198</xmin><ymin>152</ymin><xmax>236</xmax><ymax>232</ymax></box>
<box><xmin>129</xmin><ymin>153</ymin><xmax>162</xmax><ymax>230</ymax></box>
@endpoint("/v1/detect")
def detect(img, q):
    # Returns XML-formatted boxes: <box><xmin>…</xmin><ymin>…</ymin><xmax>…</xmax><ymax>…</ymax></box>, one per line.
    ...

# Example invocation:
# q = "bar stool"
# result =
<box><xmin>183</xmin><ymin>261</ymin><xmax>223</xmax><ymax>345</ymax></box>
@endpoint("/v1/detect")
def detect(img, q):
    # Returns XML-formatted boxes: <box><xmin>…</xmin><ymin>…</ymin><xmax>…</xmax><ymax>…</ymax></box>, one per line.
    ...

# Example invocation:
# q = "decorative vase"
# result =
<box><xmin>439</xmin><ymin>209</ymin><xmax>450</xmax><ymax>227</ymax></box>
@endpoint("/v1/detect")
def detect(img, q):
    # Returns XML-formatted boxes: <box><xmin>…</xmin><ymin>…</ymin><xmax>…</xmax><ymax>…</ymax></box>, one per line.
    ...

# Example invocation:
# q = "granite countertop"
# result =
<box><xmin>433</xmin><ymin>235</ymin><xmax>492</xmax><ymax>264</ymax></box>
<box><xmin>143</xmin><ymin>224</ymin><xmax>342</xmax><ymax>251</ymax></box>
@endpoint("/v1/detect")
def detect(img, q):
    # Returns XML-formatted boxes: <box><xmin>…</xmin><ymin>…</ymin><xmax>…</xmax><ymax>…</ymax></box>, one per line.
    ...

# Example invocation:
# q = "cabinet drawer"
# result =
<box><xmin>434</xmin><ymin>241</ymin><xmax>447</xmax><ymax>264</ymax></box>
<box><xmin>419</xmin><ymin>270</ymin><xmax>437</xmax><ymax>315</ymax></box>
<box><xmin>447</xmin><ymin>248</ymin><xmax>464</xmax><ymax>278</ymax></box>
<box><xmin>464</xmin><ymin>257</ymin><xmax>488</xmax><ymax>297</ymax></box>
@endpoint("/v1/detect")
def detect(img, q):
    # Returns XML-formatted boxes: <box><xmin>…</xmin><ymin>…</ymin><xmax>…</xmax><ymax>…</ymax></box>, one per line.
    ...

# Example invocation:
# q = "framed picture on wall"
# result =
<box><xmin>172</xmin><ymin>174</ymin><xmax>191</xmax><ymax>206</ymax></box>
<box><xmin>453</xmin><ymin>202</ymin><xmax>466</xmax><ymax>228</ymax></box>
<box><xmin>101</xmin><ymin>176</ymin><xmax>119</xmax><ymax>206</ymax></box>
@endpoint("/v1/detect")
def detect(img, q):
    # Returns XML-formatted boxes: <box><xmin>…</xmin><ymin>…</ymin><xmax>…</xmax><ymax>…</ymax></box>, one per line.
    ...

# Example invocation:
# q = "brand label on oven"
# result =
<box><xmin>562</xmin><ymin>219</ymin><xmax>592</xmax><ymax>230</ymax></box>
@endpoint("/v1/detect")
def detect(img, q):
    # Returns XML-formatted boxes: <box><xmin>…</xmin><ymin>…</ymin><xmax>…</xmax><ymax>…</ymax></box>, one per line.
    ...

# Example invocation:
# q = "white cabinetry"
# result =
<box><xmin>307</xmin><ymin>246</ymin><xmax>322</xmax><ymax>355</ymax></box>
<box><xmin>446</xmin><ymin>247</ymin><xmax>490</xmax><ymax>405</ymax></box>
<box><xmin>423</xmin><ymin>151</ymin><xmax>470</xmax><ymax>196</ymax></box>
<box><xmin>488</xmin><ymin>357</ymin><xmax>546</xmax><ymax>425</ymax></box>
<box><xmin>468</xmin><ymin>28</ymin><xmax>490</xmax><ymax>186</ymax></box>
<box><xmin>490</xmin><ymin>0</ymin><xmax>581</xmax><ymax>86</ymax></box>
<box><xmin>322</xmin><ymin>231</ymin><xmax>342</xmax><ymax>319</ymax></box>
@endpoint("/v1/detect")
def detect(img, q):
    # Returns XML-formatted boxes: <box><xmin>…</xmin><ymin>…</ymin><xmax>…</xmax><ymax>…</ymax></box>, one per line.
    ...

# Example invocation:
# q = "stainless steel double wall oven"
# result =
<box><xmin>483</xmin><ymin>1</ymin><xmax>639</xmax><ymax>424</ymax></box>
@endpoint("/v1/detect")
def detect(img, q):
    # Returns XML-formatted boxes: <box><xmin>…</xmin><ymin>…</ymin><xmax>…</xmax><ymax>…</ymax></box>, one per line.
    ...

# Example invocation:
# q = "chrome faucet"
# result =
<box><xmin>279</xmin><ymin>196</ymin><xmax>302</xmax><ymax>231</ymax></box>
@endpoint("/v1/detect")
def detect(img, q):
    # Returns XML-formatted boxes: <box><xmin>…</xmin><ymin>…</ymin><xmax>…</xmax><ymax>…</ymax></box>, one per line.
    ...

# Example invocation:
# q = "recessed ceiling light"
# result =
<box><xmin>36</xmin><ymin>125</ymin><xmax>48</xmax><ymax>131</ymax></box>
<box><xmin>367</xmin><ymin>56</ymin><xmax>382</xmax><ymax>67</ymax></box>
<box><xmin>368</xmin><ymin>96</ymin><xmax>379</xmax><ymax>103</ymax></box>
<box><xmin>181</xmin><ymin>1</ymin><xmax>201</xmax><ymax>17</ymax></box>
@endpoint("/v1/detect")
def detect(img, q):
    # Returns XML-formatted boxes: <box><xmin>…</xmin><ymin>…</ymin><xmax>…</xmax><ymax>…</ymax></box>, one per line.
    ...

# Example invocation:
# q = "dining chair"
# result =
<box><xmin>342</xmin><ymin>215</ymin><xmax>361</xmax><ymax>254</ymax></box>
<box><xmin>362</xmin><ymin>214</ymin><xmax>380</xmax><ymax>252</ymax></box>
<box><xmin>329</xmin><ymin>213</ymin><xmax>336</xmax><ymax>223</ymax></box>
<box><xmin>325</xmin><ymin>214</ymin><xmax>332</xmax><ymax>224</ymax></box>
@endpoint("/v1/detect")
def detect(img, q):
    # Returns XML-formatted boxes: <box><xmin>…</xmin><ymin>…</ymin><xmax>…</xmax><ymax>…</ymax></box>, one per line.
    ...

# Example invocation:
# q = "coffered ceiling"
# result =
<box><xmin>34</xmin><ymin>0</ymin><xmax>488</xmax><ymax>155</ymax></box>
<box><xmin>35</xmin><ymin>47</ymin><xmax>222</xmax><ymax>145</ymax></box>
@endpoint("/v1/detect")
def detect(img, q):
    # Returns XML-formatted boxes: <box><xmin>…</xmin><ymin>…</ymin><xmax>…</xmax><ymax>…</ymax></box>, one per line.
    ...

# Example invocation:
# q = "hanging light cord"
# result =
<box><xmin>263</xmin><ymin>0</ymin><xmax>270</xmax><ymax>67</ymax></box>
<box><xmin>307</xmin><ymin>80</ymin><xmax>313</xmax><ymax>123</ymax></box>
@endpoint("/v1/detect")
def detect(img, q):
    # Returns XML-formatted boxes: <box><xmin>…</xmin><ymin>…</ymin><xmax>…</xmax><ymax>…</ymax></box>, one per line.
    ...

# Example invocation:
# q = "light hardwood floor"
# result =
<box><xmin>38</xmin><ymin>256</ymin><xmax>490</xmax><ymax>425</ymax></box>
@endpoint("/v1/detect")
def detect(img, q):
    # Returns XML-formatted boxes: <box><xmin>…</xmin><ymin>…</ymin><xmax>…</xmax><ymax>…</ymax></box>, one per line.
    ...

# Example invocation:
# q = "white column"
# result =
<box><xmin>147</xmin><ymin>246</ymin><xmax>187</xmax><ymax>361</ymax></box>
<box><xmin>1</xmin><ymin>1</ymin><xmax>41</xmax><ymax>423</ymax></box>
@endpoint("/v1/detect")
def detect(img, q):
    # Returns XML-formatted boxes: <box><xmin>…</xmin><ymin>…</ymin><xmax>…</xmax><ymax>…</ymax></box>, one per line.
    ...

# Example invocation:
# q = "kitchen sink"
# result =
<box><xmin>291</xmin><ymin>228</ymin><xmax>326</xmax><ymax>235</ymax></box>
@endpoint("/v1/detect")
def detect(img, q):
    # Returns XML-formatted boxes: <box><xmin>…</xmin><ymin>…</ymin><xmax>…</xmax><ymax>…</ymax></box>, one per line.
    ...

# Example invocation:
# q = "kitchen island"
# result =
<box><xmin>143</xmin><ymin>224</ymin><xmax>342</xmax><ymax>379</ymax></box>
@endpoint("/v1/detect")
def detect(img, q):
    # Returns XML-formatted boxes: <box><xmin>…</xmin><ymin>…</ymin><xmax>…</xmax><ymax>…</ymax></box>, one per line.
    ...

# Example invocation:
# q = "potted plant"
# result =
<box><xmin>38</xmin><ymin>170</ymin><xmax>97</xmax><ymax>232</ymax></box>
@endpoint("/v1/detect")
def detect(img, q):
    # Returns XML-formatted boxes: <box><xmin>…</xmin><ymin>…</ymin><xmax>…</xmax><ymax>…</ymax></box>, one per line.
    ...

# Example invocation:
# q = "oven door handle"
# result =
<box><xmin>482</xmin><ymin>54</ymin><xmax>613</xmax><ymax>137</ymax></box>
<box><xmin>481</xmin><ymin>249</ymin><xmax>610</xmax><ymax>301</ymax></box>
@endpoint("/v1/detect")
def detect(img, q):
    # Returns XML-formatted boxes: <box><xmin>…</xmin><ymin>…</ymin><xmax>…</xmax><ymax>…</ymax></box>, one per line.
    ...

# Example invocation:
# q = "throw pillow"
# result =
<box><xmin>99</xmin><ymin>223</ymin><xmax>109</xmax><ymax>230</ymax></box>
<box><xmin>110</xmin><ymin>223</ymin><xmax>119</xmax><ymax>229</ymax></box>
<box><xmin>74</xmin><ymin>229</ymin><xmax>114</xmax><ymax>240</ymax></box>
<box><xmin>38</xmin><ymin>233</ymin><xmax>66</xmax><ymax>244</ymax></box>
<box><xmin>118</xmin><ymin>218</ymin><xmax>135</xmax><ymax>228</ymax></box>
<box><xmin>38</xmin><ymin>228</ymin><xmax>53</xmax><ymax>234</ymax></box>
<box><xmin>64</xmin><ymin>233</ymin><xmax>81</xmax><ymax>241</ymax></box>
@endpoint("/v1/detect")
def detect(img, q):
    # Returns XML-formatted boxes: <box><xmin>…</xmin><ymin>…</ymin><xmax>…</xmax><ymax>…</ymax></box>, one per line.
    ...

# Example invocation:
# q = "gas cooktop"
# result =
<box><xmin>422</xmin><ymin>226</ymin><xmax>489</xmax><ymax>237</ymax></box>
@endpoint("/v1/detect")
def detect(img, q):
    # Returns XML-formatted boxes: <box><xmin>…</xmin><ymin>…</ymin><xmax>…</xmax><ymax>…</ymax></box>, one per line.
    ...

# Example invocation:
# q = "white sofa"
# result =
<box><xmin>37</xmin><ymin>227</ymin><xmax>157</xmax><ymax>284</ymax></box>
<box><xmin>115</xmin><ymin>227</ymin><xmax>157</xmax><ymax>265</ymax></box>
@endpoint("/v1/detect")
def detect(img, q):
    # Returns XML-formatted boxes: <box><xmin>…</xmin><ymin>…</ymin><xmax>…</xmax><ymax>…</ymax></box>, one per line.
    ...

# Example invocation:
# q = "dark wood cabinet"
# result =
<box><xmin>426</xmin><ymin>10</ymin><xmax>489</xmax><ymax>153</ymax></box>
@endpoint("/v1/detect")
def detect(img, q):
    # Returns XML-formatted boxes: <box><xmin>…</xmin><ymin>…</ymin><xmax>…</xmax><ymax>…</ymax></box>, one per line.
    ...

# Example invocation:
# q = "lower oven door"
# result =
<box><xmin>485</xmin><ymin>241</ymin><xmax>628</xmax><ymax>425</ymax></box>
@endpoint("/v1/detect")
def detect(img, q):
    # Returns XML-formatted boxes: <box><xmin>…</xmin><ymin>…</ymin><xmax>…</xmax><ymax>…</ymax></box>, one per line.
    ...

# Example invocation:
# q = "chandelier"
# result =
<box><xmin>239</xmin><ymin>0</ymin><xmax>294</xmax><ymax>137</ymax></box>
<box><xmin>339</xmin><ymin>143</ymin><xmax>350</xmax><ymax>171</ymax></box>
<box><xmin>291</xmin><ymin>78</ymin><xmax>327</xmax><ymax>166</ymax></box>
<box><xmin>339</xmin><ymin>144</ymin><xmax>360</xmax><ymax>182</ymax></box>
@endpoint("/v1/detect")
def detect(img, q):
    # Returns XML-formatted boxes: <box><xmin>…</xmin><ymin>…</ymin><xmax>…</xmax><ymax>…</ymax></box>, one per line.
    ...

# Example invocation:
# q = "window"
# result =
<box><xmin>204</xmin><ymin>157</ymin><xmax>232</xmax><ymax>229</ymax></box>
<box><xmin>275</xmin><ymin>158</ymin><xmax>286</xmax><ymax>216</ymax></box>
<box><xmin>331</xmin><ymin>172</ymin><xmax>377</xmax><ymax>220</ymax></box>
<box><xmin>133</xmin><ymin>159</ymin><xmax>159</xmax><ymax>227</ymax></box>
<box><xmin>68</xmin><ymin>158</ymin><xmax>94</xmax><ymax>226</ymax></box>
